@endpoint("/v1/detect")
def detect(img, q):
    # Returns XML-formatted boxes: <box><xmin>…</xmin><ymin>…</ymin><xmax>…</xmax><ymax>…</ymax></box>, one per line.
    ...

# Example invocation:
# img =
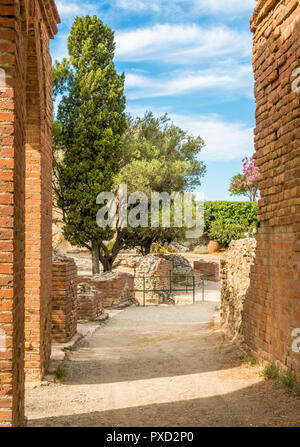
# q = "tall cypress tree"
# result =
<box><xmin>53</xmin><ymin>16</ymin><xmax>127</xmax><ymax>273</ymax></box>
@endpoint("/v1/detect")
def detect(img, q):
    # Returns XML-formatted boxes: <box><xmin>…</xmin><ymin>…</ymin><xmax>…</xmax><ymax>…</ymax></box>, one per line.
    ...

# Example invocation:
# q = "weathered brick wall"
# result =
<box><xmin>25</xmin><ymin>1</ymin><xmax>59</xmax><ymax>383</ymax></box>
<box><xmin>194</xmin><ymin>260</ymin><xmax>219</xmax><ymax>282</ymax></box>
<box><xmin>220</xmin><ymin>239</ymin><xmax>257</xmax><ymax>340</ymax></box>
<box><xmin>0</xmin><ymin>0</ymin><xmax>59</xmax><ymax>426</ymax></box>
<box><xmin>92</xmin><ymin>272</ymin><xmax>135</xmax><ymax>308</ymax></box>
<box><xmin>77</xmin><ymin>289</ymin><xmax>104</xmax><ymax>321</ymax></box>
<box><xmin>244</xmin><ymin>0</ymin><xmax>300</xmax><ymax>382</ymax></box>
<box><xmin>52</xmin><ymin>258</ymin><xmax>78</xmax><ymax>343</ymax></box>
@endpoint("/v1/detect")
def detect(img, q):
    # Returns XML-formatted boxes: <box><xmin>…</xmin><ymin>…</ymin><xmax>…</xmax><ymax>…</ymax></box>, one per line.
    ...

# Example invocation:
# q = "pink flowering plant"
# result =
<box><xmin>230</xmin><ymin>156</ymin><xmax>260</xmax><ymax>202</ymax></box>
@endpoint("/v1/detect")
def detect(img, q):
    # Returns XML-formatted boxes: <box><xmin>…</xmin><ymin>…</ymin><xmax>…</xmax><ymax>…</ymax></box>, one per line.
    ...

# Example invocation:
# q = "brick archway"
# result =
<box><xmin>0</xmin><ymin>0</ymin><xmax>59</xmax><ymax>427</ymax></box>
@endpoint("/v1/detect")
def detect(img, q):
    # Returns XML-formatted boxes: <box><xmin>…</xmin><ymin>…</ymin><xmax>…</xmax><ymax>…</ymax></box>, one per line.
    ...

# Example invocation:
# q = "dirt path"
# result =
<box><xmin>26</xmin><ymin>302</ymin><xmax>300</xmax><ymax>427</ymax></box>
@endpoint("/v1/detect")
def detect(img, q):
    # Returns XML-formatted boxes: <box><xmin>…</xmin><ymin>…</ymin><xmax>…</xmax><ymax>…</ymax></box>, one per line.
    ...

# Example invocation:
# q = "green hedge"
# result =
<box><xmin>203</xmin><ymin>201</ymin><xmax>259</xmax><ymax>246</ymax></box>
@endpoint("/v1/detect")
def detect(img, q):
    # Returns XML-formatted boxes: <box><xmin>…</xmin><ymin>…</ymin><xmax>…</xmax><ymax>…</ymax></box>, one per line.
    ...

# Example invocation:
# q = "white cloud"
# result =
<box><xmin>126</xmin><ymin>105</ymin><xmax>254</xmax><ymax>162</ymax></box>
<box><xmin>115</xmin><ymin>24</ymin><xmax>251</xmax><ymax>64</ymax></box>
<box><xmin>170</xmin><ymin>113</ymin><xmax>254</xmax><ymax>162</ymax></box>
<box><xmin>115</xmin><ymin>0</ymin><xmax>256</xmax><ymax>16</ymax></box>
<box><xmin>193</xmin><ymin>0</ymin><xmax>256</xmax><ymax>15</ymax></box>
<box><xmin>116</xmin><ymin>0</ymin><xmax>161</xmax><ymax>12</ymax></box>
<box><xmin>125</xmin><ymin>62</ymin><xmax>253</xmax><ymax>99</ymax></box>
<box><xmin>56</xmin><ymin>1</ymin><xmax>98</xmax><ymax>19</ymax></box>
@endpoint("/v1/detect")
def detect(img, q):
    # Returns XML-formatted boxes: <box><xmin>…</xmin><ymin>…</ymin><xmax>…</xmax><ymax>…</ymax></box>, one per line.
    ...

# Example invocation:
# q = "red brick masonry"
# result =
<box><xmin>244</xmin><ymin>0</ymin><xmax>300</xmax><ymax>382</ymax></box>
<box><xmin>194</xmin><ymin>260</ymin><xmax>219</xmax><ymax>282</ymax></box>
<box><xmin>77</xmin><ymin>290</ymin><xmax>104</xmax><ymax>321</ymax></box>
<box><xmin>52</xmin><ymin>258</ymin><xmax>78</xmax><ymax>343</ymax></box>
<box><xmin>91</xmin><ymin>272</ymin><xmax>135</xmax><ymax>308</ymax></box>
<box><xmin>0</xmin><ymin>0</ymin><xmax>59</xmax><ymax>426</ymax></box>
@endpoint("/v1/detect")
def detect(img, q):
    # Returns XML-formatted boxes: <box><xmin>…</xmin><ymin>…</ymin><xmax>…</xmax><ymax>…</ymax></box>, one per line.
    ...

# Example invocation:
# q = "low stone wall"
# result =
<box><xmin>220</xmin><ymin>239</ymin><xmax>256</xmax><ymax>340</ymax></box>
<box><xmin>194</xmin><ymin>260</ymin><xmax>219</xmax><ymax>281</ymax></box>
<box><xmin>52</xmin><ymin>257</ymin><xmax>78</xmax><ymax>343</ymax></box>
<box><xmin>91</xmin><ymin>272</ymin><xmax>135</xmax><ymax>308</ymax></box>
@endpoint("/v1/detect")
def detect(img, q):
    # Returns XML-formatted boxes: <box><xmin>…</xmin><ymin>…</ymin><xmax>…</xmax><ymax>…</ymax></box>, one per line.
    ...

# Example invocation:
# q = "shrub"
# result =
<box><xmin>152</xmin><ymin>244</ymin><xmax>168</xmax><ymax>254</ymax></box>
<box><xmin>208</xmin><ymin>220</ymin><xmax>252</xmax><ymax>246</ymax></box>
<box><xmin>193</xmin><ymin>246</ymin><xmax>209</xmax><ymax>255</ymax></box>
<box><xmin>203</xmin><ymin>201</ymin><xmax>258</xmax><ymax>246</ymax></box>
<box><xmin>260</xmin><ymin>364</ymin><xmax>279</xmax><ymax>380</ymax></box>
<box><xmin>167</xmin><ymin>246</ymin><xmax>179</xmax><ymax>253</ymax></box>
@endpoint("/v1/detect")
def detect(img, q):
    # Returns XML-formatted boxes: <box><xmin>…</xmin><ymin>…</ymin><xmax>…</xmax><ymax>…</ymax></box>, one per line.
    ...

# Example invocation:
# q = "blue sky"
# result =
<box><xmin>51</xmin><ymin>0</ymin><xmax>257</xmax><ymax>201</ymax></box>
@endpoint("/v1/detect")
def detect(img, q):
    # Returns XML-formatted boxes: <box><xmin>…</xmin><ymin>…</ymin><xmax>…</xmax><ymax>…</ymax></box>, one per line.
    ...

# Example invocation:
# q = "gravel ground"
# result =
<box><xmin>26</xmin><ymin>297</ymin><xmax>300</xmax><ymax>427</ymax></box>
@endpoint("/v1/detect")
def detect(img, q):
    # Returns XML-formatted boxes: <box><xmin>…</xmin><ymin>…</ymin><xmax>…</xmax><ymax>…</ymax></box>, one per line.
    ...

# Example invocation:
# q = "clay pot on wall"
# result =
<box><xmin>208</xmin><ymin>240</ymin><xmax>220</xmax><ymax>254</ymax></box>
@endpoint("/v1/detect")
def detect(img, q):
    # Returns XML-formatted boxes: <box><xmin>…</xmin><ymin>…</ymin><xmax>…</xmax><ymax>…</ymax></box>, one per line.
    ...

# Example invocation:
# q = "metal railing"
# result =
<box><xmin>131</xmin><ymin>271</ymin><xmax>205</xmax><ymax>307</ymax></box>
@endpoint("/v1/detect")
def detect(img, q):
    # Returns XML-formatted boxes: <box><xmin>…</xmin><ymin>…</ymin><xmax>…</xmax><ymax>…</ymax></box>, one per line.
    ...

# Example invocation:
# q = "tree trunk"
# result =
<box><xmin>143</xmin><ymin>239</ymin><xmax>153</xmax><ymax>255</ymax></box>
<box><xmin>100</xmin><ymin>256</ymin><xmax>113</xmax><ymax>272</ymax></box>
<box><xmin>92</xmin><ymin>242</ymin><xmax>100</xmax><ymax>275</ymax></box>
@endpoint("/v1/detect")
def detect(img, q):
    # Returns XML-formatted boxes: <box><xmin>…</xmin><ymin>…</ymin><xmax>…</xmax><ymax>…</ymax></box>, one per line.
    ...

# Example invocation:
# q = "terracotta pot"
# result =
<box><xmin>208</xmin><ymin>240</ymin><xmax>220</xmax><ymax>254</ymax></box>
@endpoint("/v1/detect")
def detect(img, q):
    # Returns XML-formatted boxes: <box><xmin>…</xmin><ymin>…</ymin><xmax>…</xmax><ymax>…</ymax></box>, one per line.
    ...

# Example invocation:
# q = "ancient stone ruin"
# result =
<box><xmin>220</xmin><ymin>239</ymin><xmax>257</xmax><ymax>340</ymax></box>
<box><xmin>134</xmin><ymin>255</ymin><xmax>174</xmax><ymax>305</ymax></box>
<box><xmin>0</xmin><ymin>0</ymin><xmax>299</xmax><ymax>428</ymax></box>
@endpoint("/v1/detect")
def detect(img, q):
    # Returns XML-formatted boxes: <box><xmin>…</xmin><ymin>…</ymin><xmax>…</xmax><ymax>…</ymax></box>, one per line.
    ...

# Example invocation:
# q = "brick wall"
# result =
<box><xmin>194</xmin><ymin>260</ymin><xmax>219</xmax><ymax>282</ymax></box>
<box><xmin>0</xmin><ymin>0</ymin><xmax>59</xmax><ymax>426</ymax></box>
<box><xmin>244</xmin><ymin>0</ymin><xmax>300</xmax><ymax>382</ymax></box>
<box><xmin>52</xmin><ymin>258</ymin><xmax>78</xmax><ymax>343</ymax></box>
<box><xmin>92</xmin><ymin>272</ymin><xmax>135</xmax><ymax>308</ymax></box>
<box><xmin>24</xmin><ymin>2</ymin><xmax>58</xmax><ymax>383</ymax></box>
<box><xmin>78</xmin><ymin>290</ymin><xmax>104</xmax><ymax>321</ymax></box>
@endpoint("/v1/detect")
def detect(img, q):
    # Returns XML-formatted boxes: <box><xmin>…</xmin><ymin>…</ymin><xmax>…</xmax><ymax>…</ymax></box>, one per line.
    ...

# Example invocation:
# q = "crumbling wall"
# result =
<box><xmin>77</xmin><ymin>284</ymin><xmax>104</xmax><ymax>321</ymax></box>
<box><xmin>194</xmin><ymin>260</ymin><xmax>219</xmax><ymax>282</ymax></box>
<box><xmin>52</xmin><ymin>257</ymin><xmax>78</xmax><ymax>343</ymax></box>
<box><xmin>244</xmin><ymin>0</ymin><xmax>300</xmax><ymax>382</ymax></box>
<box><xmin>134</xmin><ymin>255</ymin><xmax>174</xmax><ymax>305</ymax></box>
<box><xmin>220</xmin><ymin>239</ymin><xmax>257</xmax><ymax>340</ymax></box>
<box><xmin>91</xmin><ymin>272</ymin><xmax>135</xmax><ymax>308</ymax></box>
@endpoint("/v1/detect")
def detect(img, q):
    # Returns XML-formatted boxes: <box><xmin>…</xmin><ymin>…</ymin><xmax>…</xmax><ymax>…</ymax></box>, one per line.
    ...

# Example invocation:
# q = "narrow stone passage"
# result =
<box><xmin>26</xmin><ymin>303</ymin><xmax>300</xmax><ymax>427</ymax></box>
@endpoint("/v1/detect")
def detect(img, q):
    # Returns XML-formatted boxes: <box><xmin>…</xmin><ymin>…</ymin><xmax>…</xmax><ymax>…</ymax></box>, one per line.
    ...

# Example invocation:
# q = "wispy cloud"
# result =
<box><xmin>56</xmin><ymin>1</ymin><xmax>98</xmax><ymax>20</ymax></box>
<box><xmin>115</xmin><ymin>24</ymin><xmax>251</xmax><ymax>64</ymax></box>
<box><xmin>171</xmin><ymin>113</ymin><xmax>254</xmax><ymax>162</ymax></box>
<box><xmin>115</xmin><ymin>0</ymin><xmax>256</xmax><ymax>17</ymax></box>
<box><xmin>127</xmin><ymin>105</ymin><xmax>254</xmax><ymax>161</ymax></box>
<box><xmin>125</xmin><ymin>62</ymin><xmax>253</xmax><ymax>100</ymax></box>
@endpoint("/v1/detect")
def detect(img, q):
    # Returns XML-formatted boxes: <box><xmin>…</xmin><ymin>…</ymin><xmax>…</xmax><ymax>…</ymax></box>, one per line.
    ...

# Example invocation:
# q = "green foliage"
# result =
<box><xmin>53</xmin><ymin>16</ymin><xmax>127</xmax><ymax>270</ymax></box>
<box><xmin>260</xmin><ymin>364</ymin><xmax>300</xmax><ymax>396</ymax></box>
<box><xmin>201</xmin><ymin>201</ymin><xmax>259</xmax><ymax>246</ymax></box>
<box><xmin>242</xmin><ymin>356</ymin><xmax>258</xmax><ymax>368</ymax></box>
<box><xmin>260</xmin><ymin>364</ymin><xmax>279</xmax><ymax>380</ymax></box>
<box><xmin>51</xmin><ymin>366</ymin><xmax>68</xmax><ymax>383</ymax></box>
<box><xmin>117</xmin><ymin>112</ymin><xmax>206</xmax><ymax>193</ymax></box>
<box><xmin>117</xmin><ymin>112</ymin><xmax>206</xmax><ymax>254</ymax></box>
<box><xmin>208</xmin><ymin>220</ymin><xmax>250</xmax><ymax>246</ymax></box>
<box><xmin>152</xmin><ymin>244</ymin><xmax>168</xmax><ymax>254</ymax></box>
<box><xmin>105</xmin><ymin>241</ymin><xmax>115</xmax><ymax>253</ymax></box>
<box><xmin>193</xmin><ymin>246</ymin><xmax>208</xmax><ymax>255</ymax></box>
<box><xmin>166</xmin><ymin>246</ymin><xmax>179</xmax><ymax>254</ymax></box>
<box><xmin>279</xmin><ymin>371</ymin><xmax>300</xmax><ymax>396</ymax></box>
